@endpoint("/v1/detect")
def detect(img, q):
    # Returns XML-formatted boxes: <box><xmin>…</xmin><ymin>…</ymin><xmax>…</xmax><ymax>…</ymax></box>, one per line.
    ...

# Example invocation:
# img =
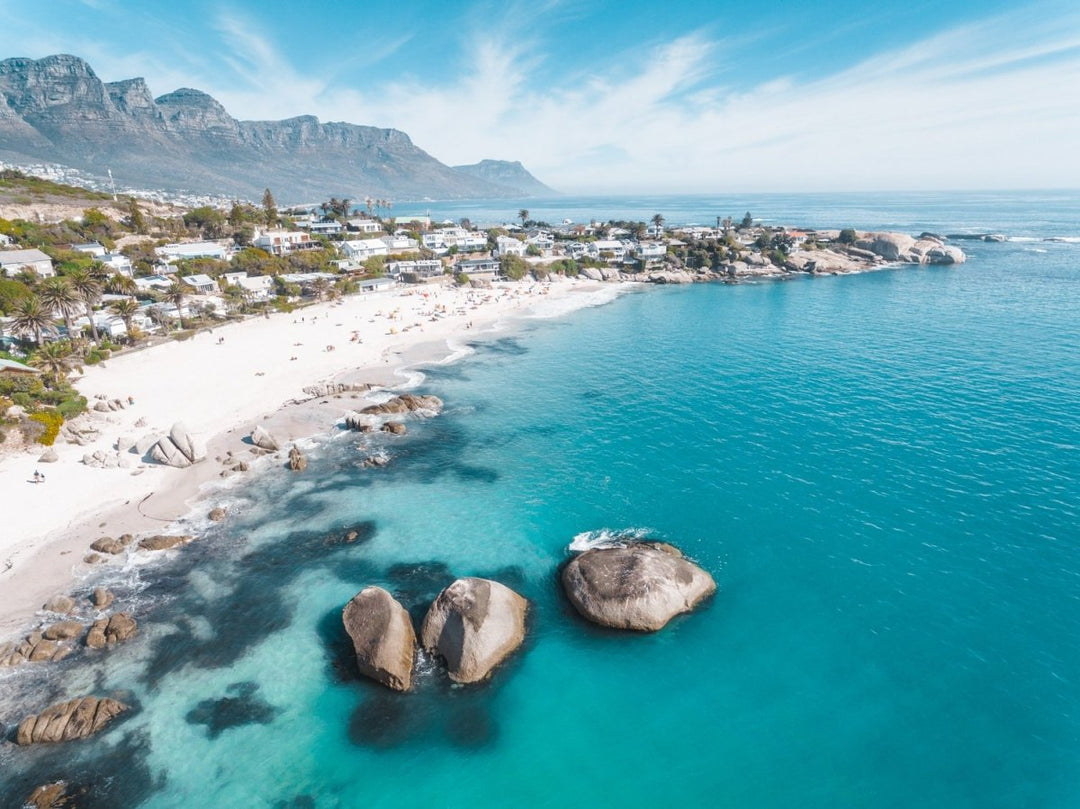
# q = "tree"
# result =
<box><xmin>312</xmin><ymin>277</ymin><xmax>331</xmax><ymax>300</ymax></box>
<box><xmin>460</xmin><ymin>217</ymin><xmax>472</xmax><ymax>230</ymax></box>
<box><xmin>741</xmin><ymin>212</ymin><xmax>753</xmax><ymax>229</ymax></box>
<box><xmin>500</xmin><ymin>254</ymin><xmax>529</xmax><ymax>280</ymax></box>
<box><xmin>37</xmin><ymin>277</ymin><xmax>81</xmax><ymax>340</ymax></box>
<box><xmin>65</xmin><ymin>268</ymin><xmax>102</xmax><ymax>343</ymax></box>
<box><xmin>651</xmin><ymin>213</ymin><xmax>665</xmax><ymax>232</ymax></box>
<box><xmin>125</xmin><ymin>198</ymin><xmax>147</xmax><ymax>234</ymax></box>
<box><xmin>31</xmin><ymin>340</ymin><xmax>76</xmax><ymax>385</ymax></box>
<box><xmin>0</xmin><ymin>276</ymin><xmax>33</xmax><ymax>314</ymax></box>
<box><xmin>105</xmin><ymin>273</ymin><xmax>137</xmax><ymax>296</ymax></box>
<box><xmin>109</xmin><ymin>297</ymin><xmax>140</xmax><ymax>337</ymax></box>
<box><xmin>518</xmin><ymin>209</ymin><xmax>529</xmax><ymax>227</ymax></box>
<box><xmin>838</xmin><ymin>228</ymin><xmax>858</xmax><ymax>245</ymax></box>
<box><xmin>262</xmin><ymin>189</ymin><xmax>278</xmax><ymax>226</ymax></box>
<box><xmin>184</xmin><ymin>206</ymin><xmax>226</xmax><ymax>239</ymax></box>
<box><xmin>165</xmin><ymin>283</ymin><xmax>187</xmax><ymax>330</ymax></box>
<box><xmin>10</xmin><ymin>295</ymin><xmax>56</xmax><ymax>345</ymax></box>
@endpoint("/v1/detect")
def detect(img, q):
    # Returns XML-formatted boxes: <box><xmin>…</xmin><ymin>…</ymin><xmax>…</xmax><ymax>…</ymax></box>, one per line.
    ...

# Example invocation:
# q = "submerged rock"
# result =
<box><xmin>208</xmin><ymin>506</ymin><xmax>227</xmax><ymax>521</ymax></box>
<box><xmin>342</xmin><ymin>587</ymin><xmax>416</xmax><ymax>691</ymax></box>
<box><xmin>138</xmin><ymin>534</ymin><xmax>193</xmax><ymax>551</ymax></box>
<box><xmin>85</xmin><ymin>612</ymin><xmax>137</xmax><ymax>648</ymax></box>
<box><xmin>360</xmin><ymin>393</ymin><xmax>442</xmax><ymax>416</ymax></box>
<box><xmin>420</xmin><ymin>577</ymin><xmax>527</xmax><ymax>684</ymax></box>
<box><xmin>91</xmin><ymin>587</ymin><xmax>115</xmax><ymax>609</ymax></box>
<box><xmin>42</xmin><ymin>595</ymin><xmax>75</xmax><ymax>614</ymax></box>
<box><xmin>562</xmin><ymin>542</ymin><xmax>716</xmax><ymax>631</ymax></box>
<box><xmin>16</xmin><ymin>696</ymin><xmax>129</xmax><ymax>744</ymax></box>
<box><xmin>381</xmin><ymin>421</ymin><xmax>407</xmax><ymax>435</ymax></box>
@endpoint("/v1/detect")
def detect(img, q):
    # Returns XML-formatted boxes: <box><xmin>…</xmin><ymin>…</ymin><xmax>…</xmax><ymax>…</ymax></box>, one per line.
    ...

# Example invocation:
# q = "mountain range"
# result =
<box><xmin>0</xmin><ymin>54</ymin><xmax>557</xmax><ymax>203</ymax></box>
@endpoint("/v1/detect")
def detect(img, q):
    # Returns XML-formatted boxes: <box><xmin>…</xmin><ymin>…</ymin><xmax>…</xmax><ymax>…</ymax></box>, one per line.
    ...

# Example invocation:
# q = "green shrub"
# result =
<box><xmin>56</xmin><ymin>395</ymin><xmax>87</xmax><ymax>418</ymax></box>
<box><xmin>85</xmin><ymin>347</ymin><xmax>111</xmax><ymax>364</ymax></box>
<box><xmin>454</xmin><ymin>272</ymin><xmax>470</xmax><ymax>286</ymax></box>
<box><xmin>11</xmin><ymin>392</ymin><xmax>32</xmax><ymax>409</ymax></box>
<box><xmin>29</xmin><ymin>410</ymin><xmax>63</xmax><ymax>445</ymax></box>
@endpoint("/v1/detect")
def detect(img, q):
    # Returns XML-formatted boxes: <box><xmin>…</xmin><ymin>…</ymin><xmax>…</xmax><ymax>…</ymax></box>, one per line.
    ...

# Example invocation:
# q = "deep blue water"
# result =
<box><xmin>2</xmin><ymin>193</ymin><xmax>1079</xmax><ymax>808</ymax></box>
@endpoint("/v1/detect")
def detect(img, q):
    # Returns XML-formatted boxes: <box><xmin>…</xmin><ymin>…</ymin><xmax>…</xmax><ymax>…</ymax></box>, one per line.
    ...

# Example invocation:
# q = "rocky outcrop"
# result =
<box><xmin>250</xmin><ymin>425</ymin><xmax>279</xmax><ymax>451</ymax></box>
<box><xmin>381</xmin><ymin>421</ymin><xmax>407</xmax><ymax>435</ymax></box>
<box><xmin>138</xmin><ymin>534</ymin><xmax>193</xmax><ymax>551</ymax></box>
<box><xmin>90</xmin><ymin>535</ymin><xmax>132</xmax><ymax>555</ymax></box>
<box><xmin>420</xmin><ymin>578</ymin><xmax>527</xmax><ymax>684</ymax></box>
<box><xmin>360</xmin><ymin>394</ymin><xmax>443</xmax><ymax>416</ymax></box>
<box><xmin>42</xmin><ymin>594</ymin><xmax>75</xmax><ymax>614</ymax></box>
<box><xmin>91</xmin><ymin>587</ymin><xmax>114</xmax><ymax>609</ymax></box>
<box><xmin>0</xmin><ymin>630</ymin><xmax>74</xmax><ymax>666</ymax></box>
<box><xmin>342</xmin><ymin>587</ymin><xmax>417</xmax><ymax>692</ymax></box>
<box><xmin>85</xmin><ymin>613</ymin><xmax>137</xmax><ymax>648</ymax></box>
<box><xmin>42</xmin><ymin>621</ymin><xmax>83</xmax><ymax>641</ymax></box>
<box><xmin>16</xmin><ymin>696</ymin><xmax>129</xmax><ymax>745</ymax></box>
<box><xmin>303</xmin><ymin>382</ymin><xmax>373</xmax><ymax>398</ymax></box>
<box><xmin>149</xmin><ymin>422</ymin><xmax>204</xmax><ymax>467</ymax></box>
<box><xmin>37</xmin><ymin>447</ymin><xmax>58</xmax><ymax>463</ymax></box>
<box><xmin>24</xmin><ymin>781</ymin><xmax>74</xmax><ymax>808</ymax></box>
<box><xmin>208</xmin><ymin>506</ymin><xmax>227</xmax><ymax>521</ymax></box>
<box><xmin>562</xmin><ymin>542</ymin><xmax>716</xmax><ymax>631</ymax></box>
<box><xmin>860</xmin><ymin>232</ymin><xmax>966</xmax><ymax>265</ymax></box>
<box><xmin>288</xmin><ymin>445</ymin><xmax>307</xmax><ymax>472</ymax></box>
<box><xmin>344</xmin><ymin>412</ymin><xmax>379</xmax><ymax>432</ymax></box>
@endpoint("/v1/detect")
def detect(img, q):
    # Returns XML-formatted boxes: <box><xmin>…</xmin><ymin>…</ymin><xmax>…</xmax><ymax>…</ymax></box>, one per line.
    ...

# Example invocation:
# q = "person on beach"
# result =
<box><xmin>32</xmin><ymin>471</ymin><xmax>40</xmax><ymax>483</ymax></box>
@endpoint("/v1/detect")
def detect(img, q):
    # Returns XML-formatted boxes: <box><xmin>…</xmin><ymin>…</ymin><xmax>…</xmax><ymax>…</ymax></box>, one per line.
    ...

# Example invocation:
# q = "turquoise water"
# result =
<box><xmin>2</xmin><ymin>194</ymin><xmax>1079</xmax><ymax>808</ymax></box>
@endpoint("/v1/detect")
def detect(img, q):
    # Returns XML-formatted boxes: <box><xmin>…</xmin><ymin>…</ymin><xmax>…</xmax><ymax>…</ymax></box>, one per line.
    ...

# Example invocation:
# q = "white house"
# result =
<box><xmin>381</xmin><ymin>234</ymin><xmax>418</xmax><ymax>252</ymax></box>
<box><xmin>341</xmin><ymin>239</ymin><xmax>389</xmax><ymax>261</ymax></box>
<box><xmin>235</xmin><ymin>275</ymin><xmax>274</xmax><ymax>301</ymax></box>
<box><xmin>588</xmin><ymin>240</ymin><xmax>628</xmax><ymax>263</ymax></box>
<box><xmin>561</xmin><ymin>242</ymin><xmax>588</xmax><ymax>260</ymax></box>
<box><xmin>0</xmin><ymin>234</ymin><xmax>12</xmax><ymax>246</ymax></box>
<box><xmin>346</xmin><ymin>218</ymin><xmax>382</xmax><ymax>234</ymax></box>
<box><xmin>0</xmin><ymin>248</ymin><xmax>55</xmax><ymax>278</ymax></box>
<box><xmin>495</xmin><ymin>236</ymin><xmax>526</xmax><ymax>258</ymax></box>
<box><xmin>155</xmin><ymin>241</ymin><xmax>229</xmax><ymax>262</ymax></box>
<box><xmin>632</xmin><ymin>242</ymin><xmax>667</xmax><ymax>261</ymax></box>
<box><xmin>526</xmin><ymin>232</ymin><xmax>555</xmax><ymax>253</ymax></box>
<box><xmin>253</xmin><ymin>230</ymin><xmax>313</xmax><ymax>256</ymax></box>
<box><xmin>100</xmin><ymin>253</ymin><xmax>134</xmax><ymax>277</ymax></box>
<box><xmin>134</xmin><ymin>274</ymin><xmax>174</xmax><ymax>293</ymax></box>
<box><xmin>181</xmin><ymin>274</ymin><xmax>217</xmax><ymax>295</ymax></box>
<box><xmin>307</xmin><ymin>220</ymin><xmax>342</xmax><ymax>236</ymax></box>
<box><xmin>72</xmin><ymin>242</ymin><xmax>107</xmax><ymax>258</ymax></box>
<box><xmin>386</xmin><ymin>259</ymin><xmax>443</xmax><ymax>280</ymax></box>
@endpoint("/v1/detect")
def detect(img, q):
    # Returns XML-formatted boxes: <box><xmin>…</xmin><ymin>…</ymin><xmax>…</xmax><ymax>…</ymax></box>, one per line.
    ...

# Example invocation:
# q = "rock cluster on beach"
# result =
<box><xmin>359</xmin><ymin>393</ymin><xmax>443</xmax><ymax>417</ymax></box>
<box><xmin>149</xmin><ymin>422</ymin><xmax>205</xmax><ymax>468</ymax></box>
<box><xmin>0</xmin><ymin>587</ymin><xmax>132</xmax><ymax>668</ymax></box>
<box><xmin>562</xmin><ymin>542</ymin><xmax>716</xmax><ymax>631</ymax></box>
<box><xmin>16</xmin><ymin>696</ymin><xmax>129</xmax><ymax>745</ymax></box>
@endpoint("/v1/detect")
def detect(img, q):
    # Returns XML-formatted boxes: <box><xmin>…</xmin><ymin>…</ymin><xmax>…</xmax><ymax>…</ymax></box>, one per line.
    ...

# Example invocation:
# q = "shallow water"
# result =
<box><xmin>2</xmin><ymin>193</ymin><xmax>1079</xmax><ymax>808</ymax></box>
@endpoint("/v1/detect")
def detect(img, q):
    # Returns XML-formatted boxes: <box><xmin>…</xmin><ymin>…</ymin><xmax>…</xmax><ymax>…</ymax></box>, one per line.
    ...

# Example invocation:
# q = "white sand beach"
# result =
<box><xmin>0</xmin><ymin>277</ymin><xmax>617</xmax><ymax>637</ymax></box>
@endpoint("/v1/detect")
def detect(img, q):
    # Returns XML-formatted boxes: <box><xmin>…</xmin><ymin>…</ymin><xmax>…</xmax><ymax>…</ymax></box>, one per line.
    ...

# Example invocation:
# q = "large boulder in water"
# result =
<box><xmin>420</xmin><ymin>577</ymin><xmax>527</xmax><ymax>684</ymax></box>
<box><xmin>342</xmin><ymin>587</ymin><xmax>416</xmax><ymax>692</ymax></box>
<box><xmin>16</xmin><ymin>696</ymin><xmax>129</xmax><ymax>745</ymax></box>
<box><xmin>562</xmin><ymin>542</ymin><xmax>716</xmax><ymax>631</ymax></box>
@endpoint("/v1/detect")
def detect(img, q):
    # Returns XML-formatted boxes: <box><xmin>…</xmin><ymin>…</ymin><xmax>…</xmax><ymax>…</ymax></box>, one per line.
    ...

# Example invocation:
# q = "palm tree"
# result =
<box><xmin>31</xmin><ymin>340</ymin><xmax>76</xmax><ymax>385</ymax></box>
<box><xmin>651</xmin><ymin>213</ymin><xmax>665</xmax><ymax>232</ymax></box>
<box><xmin>165</xmin><ymin>283</ymin><xmax>187</xmax><ymax>330</ymax></box>
<box><xmin>312</xmin><ymin>277</ymin><xmax>331</xmax><ymax>301</ymax></box>
<box><xmin>10</xmin><ymin>296</ymin><xmax>57</xmax><ymax>345</ymax></box>
<box><xmin>66</xmin><ymin>267</ymin><xmax>103</xmax><ymax>343</ymax></box>
<box><xmin>37</xmin><ymin>278</ymin><xmax>81</xmax><ymax>341</ymax></box>
<box><xmin>519</xmin><ymin>209</ymin><xmax>529</xmax><ymax>227</ymax></box>
<box><xmin>106</xmin><ymin>273</ymin><xmax>137</xmax><ymax>296</ymax></box>
<box><xmin>109</xmin><ymin>298</ymin><xmax>140</xmax><ymax>338</ymax></box>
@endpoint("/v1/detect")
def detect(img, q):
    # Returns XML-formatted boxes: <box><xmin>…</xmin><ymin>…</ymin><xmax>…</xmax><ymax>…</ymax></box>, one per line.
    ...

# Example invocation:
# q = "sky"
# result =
<box><xmin>1</xmin><ymin>0</ymin><xmax>1079</xmax><ymax>193</ymax></box>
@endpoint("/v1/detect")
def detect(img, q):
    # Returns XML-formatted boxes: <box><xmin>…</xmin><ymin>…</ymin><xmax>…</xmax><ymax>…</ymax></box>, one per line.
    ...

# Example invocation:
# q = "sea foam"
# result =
<box><xmin>568</xmin><ymin>527</ymin><xmax>656</xmax><ymax>552</ymax></box>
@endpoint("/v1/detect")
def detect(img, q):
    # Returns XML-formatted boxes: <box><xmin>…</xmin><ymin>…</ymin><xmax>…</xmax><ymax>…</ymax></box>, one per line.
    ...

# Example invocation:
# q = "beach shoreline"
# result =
<box><xmin>0</xmin><ymin>277</ymin><xmax>625</xmax><ymax>641</ymax></box>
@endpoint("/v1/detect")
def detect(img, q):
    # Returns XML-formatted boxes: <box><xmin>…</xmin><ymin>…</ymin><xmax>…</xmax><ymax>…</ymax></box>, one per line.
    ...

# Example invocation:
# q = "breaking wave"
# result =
<box><xmin>568</xmin><ymin>527</ymin><xmax>656</xmax><ymax>552</ymax></box>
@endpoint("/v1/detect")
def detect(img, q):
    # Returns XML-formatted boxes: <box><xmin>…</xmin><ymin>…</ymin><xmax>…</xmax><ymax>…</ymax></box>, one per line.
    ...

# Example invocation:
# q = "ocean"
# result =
<box><xmin>2</xmin><ymin>192</ymin><xmax>1079</xmax><ymax>808</ymax></box>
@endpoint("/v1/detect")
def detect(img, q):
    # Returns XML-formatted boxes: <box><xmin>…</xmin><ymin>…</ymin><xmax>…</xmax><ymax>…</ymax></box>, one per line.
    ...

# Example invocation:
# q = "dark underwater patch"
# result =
<box><xmin>0</xmin><ymin>729</ymin><xmax>162</xmax><ymax>809</ymax></box>
<box><xmin>185</xmin><ymin>681</ymin><xmax>278</xmax><ymax>738</ymax></box>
